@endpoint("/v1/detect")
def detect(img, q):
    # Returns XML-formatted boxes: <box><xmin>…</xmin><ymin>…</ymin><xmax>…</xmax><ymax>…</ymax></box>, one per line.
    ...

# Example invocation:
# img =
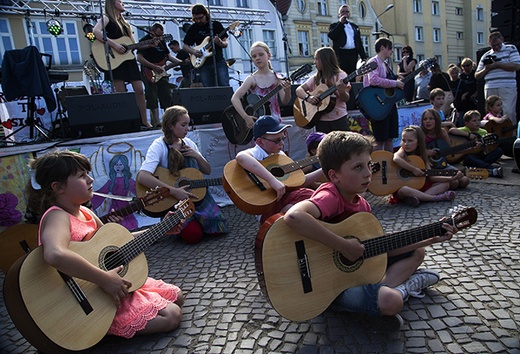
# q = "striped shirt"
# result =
<box><xmin>476</xmin><ymin>44</ymin><xmax>520</xmax><ymax>89</ymax></box>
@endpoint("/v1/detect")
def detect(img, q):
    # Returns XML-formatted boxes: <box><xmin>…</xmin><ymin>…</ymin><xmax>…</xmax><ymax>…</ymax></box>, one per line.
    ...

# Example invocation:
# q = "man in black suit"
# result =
<box><xmin>328</xmin><ymin>5</ymin><xmax>367</xmax><ymax>79</ymax></box>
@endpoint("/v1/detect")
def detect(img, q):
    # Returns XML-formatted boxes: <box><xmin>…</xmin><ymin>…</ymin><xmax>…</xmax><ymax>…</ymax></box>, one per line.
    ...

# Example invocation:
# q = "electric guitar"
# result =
<box><xmin>222</xmin><ymin>64</ymin><xmax>313</xmax><ymax>145</ymax></box>
<box><xmin>4</xmin><ymin>199</ymin><xmax>194</xmax><ymax>353</ymax></box>
<box><xmin>356</xmin><ymin>58</ymin><xmax>436</xmax><ymax>121</ymax></box>
<box><xmin>91</xmin><ymin>34</ymin><xmax>173</xmax><ymax>71</ymax></box>
<box><xmin>293</xmin><ymin>62</ymin><xmax>377</xmax><ymax>129</ymax></box>
<box><xmin>142</xmin><ymin>59</ymin><xmax>179</xmax><ymax>84</ymax></box>
<box><xmin>190</xmin><ymin>21</ymin><xmax>240</xmax><ymax>69</ymax></box>
<box><xmin>136</xmin><ymin>167</ymin><xmax>222</xmax><ymax>217</ymax></box>
<box><xmin>369</xmin><ymin>150</ymin><xmax>488</xmax><ymax>196</ymax></box>
<box><xmin>255</xmin><ymin>206</ymin><xmax>477</xmax><ymax>321</ymax></box>
<box><xmin>222</xmin><ymin>154</ymin><xmax>320</xmax><ymax>215</ymax></box>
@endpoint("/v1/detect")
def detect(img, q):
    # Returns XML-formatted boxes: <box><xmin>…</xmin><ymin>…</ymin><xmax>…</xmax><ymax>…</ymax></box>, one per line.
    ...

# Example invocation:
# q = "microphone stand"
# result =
<box><xmin>229</xmin><ymin>30</ymin><xmax>254</xmax><ymax>74</ymax></box>
<box><xmin>273</xmin><ymin>0</ymin><xmax>290</xmax><ymax>77</ymax></box>
<box><xmin>98</xmin><ymin>0</ymin><xmax>114</xmax><ymax>93</ymax></box>
<box><xmin>206</xmin><ymin>1</ymin><xmax>219</xmax><ymax>86</ymax></box>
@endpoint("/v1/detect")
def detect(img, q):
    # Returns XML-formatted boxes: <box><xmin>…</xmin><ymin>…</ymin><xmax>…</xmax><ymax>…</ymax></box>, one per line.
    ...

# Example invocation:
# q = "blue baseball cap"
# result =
<box><xmin>253</xmin><ymin>115</ymin><xmax>292</xmax><ymax>139</ymax></box>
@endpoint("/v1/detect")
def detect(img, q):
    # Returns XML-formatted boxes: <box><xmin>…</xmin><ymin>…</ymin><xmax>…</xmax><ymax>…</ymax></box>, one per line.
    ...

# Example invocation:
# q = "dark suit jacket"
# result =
<box><xmin>328</xmin><ymin>21</ymin><xmax>367</xmax><ymax>61</ymax></box>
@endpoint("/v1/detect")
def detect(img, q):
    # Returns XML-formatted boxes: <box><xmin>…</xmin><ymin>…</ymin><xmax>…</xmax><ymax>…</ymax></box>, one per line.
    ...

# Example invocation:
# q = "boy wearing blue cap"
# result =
<box><xmin>236</xmin><ymin>115</ymin><xmax>324</xmax><ymax>223</ymax></box>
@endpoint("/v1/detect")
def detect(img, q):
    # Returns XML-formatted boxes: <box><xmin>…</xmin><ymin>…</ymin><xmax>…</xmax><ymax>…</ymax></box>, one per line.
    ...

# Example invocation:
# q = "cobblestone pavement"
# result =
<box><xmin>1</xmin><ymin>159</ymin><xmax>519</xmax><ymax>354</ymax></box>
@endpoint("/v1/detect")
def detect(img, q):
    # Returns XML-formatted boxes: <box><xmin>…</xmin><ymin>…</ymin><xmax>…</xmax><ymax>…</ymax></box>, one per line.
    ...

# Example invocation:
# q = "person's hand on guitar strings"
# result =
<box><xmin>101</xmin><ymin>265</ymin><xmax>132</xmax><ymax>307</ymax></box>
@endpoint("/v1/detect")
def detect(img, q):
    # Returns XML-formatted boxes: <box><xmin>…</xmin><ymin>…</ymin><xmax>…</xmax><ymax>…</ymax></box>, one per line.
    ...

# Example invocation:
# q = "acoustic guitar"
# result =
<box><xmin>483</xmin><ymin>120</ymin><xmax>518</xmax><ymax>153</ymax></box>
<box><xmin>369</xmin><ymin>150</ymin><xmax>488</xmax><ymax>196</ymax></box>
<box><xmin>189</xmin><ymin>21</ymin><xmax>240</xmax><ymax>69</ymax></box>
<box><xmin>356</xmin><ymin>58</ymin><xmax>435</xmax><ymax>121</ymax></box>
<box><xmin>293</xmin><ymin>61</ymin><xmax>377</xmax><ymax>129</ymax></box>
<box><xmin>136</xmin><ymin>167</ymin><xmax>222</xmax><ymax>217</ymax></box>
<box><xmin>91</xmin><ymin>34</ymin><xmax>173</xmax><ymax>71</ymax></box>
<box><xmin>255</xmin><ymin>206</ymin><xmax>477</xmax><ymax>321</ymax></box>
<box><xmin>222</xmin><ymin>154</ymin><xmax>320</xmax><ymax>215</ymax></box>
<box><xmin>222</xmin><ymin>64</ymin><xmax>313</xmax><ymax>145</ymax></box>
<box><xmin>444</xmin><ymin>133</ymin><xmax>512</xmax><ymax>165</ymax></box>
<box><xmin>142</xmin><ymin>59</ymin><xmax>179</xmax><ymax>84</ymax></box>
<box><xmin>0</xmin><ymin>187</ymin><xmax>169</xmax><ymax>275</ymax></box>
<box><xmin>4</xmin><ymin>199</ymin><xmax>194</xmax><ymax>353</ymax></box>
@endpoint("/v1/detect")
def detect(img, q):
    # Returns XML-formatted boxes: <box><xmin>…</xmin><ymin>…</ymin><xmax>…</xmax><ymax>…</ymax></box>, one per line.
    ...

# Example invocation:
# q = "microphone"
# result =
<box><xmin>380</xmin><ymin>29</ymin><xmax>392</xmax><ymax>36</ymax></box>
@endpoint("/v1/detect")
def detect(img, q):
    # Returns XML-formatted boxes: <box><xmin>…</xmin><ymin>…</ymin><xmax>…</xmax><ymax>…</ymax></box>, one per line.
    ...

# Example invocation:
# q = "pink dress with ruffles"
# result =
<box><xmin>38</xmin><ymin>205</ymin><xmax>181</xmax><ymax>338</ymax></box>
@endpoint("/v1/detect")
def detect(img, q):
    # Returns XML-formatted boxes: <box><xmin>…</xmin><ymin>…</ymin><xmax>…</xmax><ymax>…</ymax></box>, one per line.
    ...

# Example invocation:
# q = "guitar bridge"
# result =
<box><xmin>295</xmin><ymin>240</ymin><xmax>312</xmax><ymax>293</ymax></box>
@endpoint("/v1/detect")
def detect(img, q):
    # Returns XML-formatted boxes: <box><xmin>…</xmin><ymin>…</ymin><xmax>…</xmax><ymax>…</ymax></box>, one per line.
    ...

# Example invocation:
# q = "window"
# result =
<box><xmin>432</xmin><ymin>1</ymin><xmax>440</xmax><ymax>16</ymax></box>
<box><xmin>394</xmin><ymin>47</ymin><xmax>403</xmax><ymax>61</ymax></box>
<box><xmin>477</xmin><ymin>31</ymin><xmax>484</xmax><ymax>44</ymax></box>
<box><xmin>433</xmin><ymin>28</ymin><xmax>441</xmax><ymax>42</ymax></box>
<box><xmin>359</xmin><ymin>2</ymin><xmax>366</xmax><ymax>19</ymax></box>
<box><xmin>415</xmin><ymin>26</ymin><xmax>424</xmax><ymax>41</ymax></box>
<box><xmin>262</xmin><ymin>30</ymin><xmax>277</xmax><ymax>57</ymax></box>
<box><xmin>320</xmin><ymin>32</ymin><xmax>330</xmax><ymax>47</ymax></box>
<box><xmin>339</xmin><ymin>0</ymin><xmax>347</xmax><ymax>5</ymax></box>
<box><xmin>30</xmin><ymin>20</ymin><xmax>81</xmax><ymax>65</ymax></box>
<box><xmin>456</xmin><ymin>32</ymin><xmax>464</xmax><ymax>39</ymax></box>
<box><xmin>413</xmin><ymin>0</ymin><xmax>422</xmax><ymax>13</ymax></box>
<box><xmin>455</xmin><ymin>7</ymin><xmax>463</xmax><ymax>15</ymax></box>
<box><xmin>297</xmin><ymin>31</ymin><xmax>310</xmax><ymax>56</ymax></box>
<box><xmin>361</xmin><ymin>35</ymin><xmax>370</xmax><ymax>57</ymax></box>
<box><xmin>0</xmin><ymin>19</ymin><xmax>14</xmax><ymax>66</ymax></box>
<box><xmin>236</xmin><ymin>0</ymin><xmax>248</xmax><ymax>8</ymax></box>
<box><xmin>176</xmin><ymin>0</ymin><xmax>190</xmax><ymax>4</ymax></box>
<box><xmin>238</xmin><ymin>28</ymin><xmax>253</xmax><ymax>60</ymax></box>
<box><xmin>417</xmin><ymin>54</ymin><xmax>425</xmax><ymax>62</ymax></box>
<box><xmin>317</xmin><ymin>0</ymin><xmax>328</xmax><ymax>16</ymax></box>
<box><xmin>476</xmin><ymin>6</ymin><xmax>484</xmax><ymax>21</ymax></box>
<box><xmin>208</xmin><ymin>0</ymin><xmax>222</xmax><ymax>5</ymax></box>
<box><xmin>296</xmin><ymin>0</ymin><xmax>306</xmax><ymax>13</ymax></box>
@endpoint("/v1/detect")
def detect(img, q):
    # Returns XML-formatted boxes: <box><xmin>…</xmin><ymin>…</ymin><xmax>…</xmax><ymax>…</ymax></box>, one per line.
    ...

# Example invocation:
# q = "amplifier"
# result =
<box><xmin>171</xmin><ymin>86</ymin><xmax>233</xmax><ymax>125</ymax></box>
<box><xmin>66</xmin><ymin>92</ymin><xmax>141</xmax><ymax>138</ymax></box>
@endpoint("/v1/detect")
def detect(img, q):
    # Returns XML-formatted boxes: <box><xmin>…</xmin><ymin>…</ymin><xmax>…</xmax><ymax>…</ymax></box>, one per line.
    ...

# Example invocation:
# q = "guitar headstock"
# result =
<box><xmin>162</xmin><ymin>34</ymin><xmax>173</xmax><ymax>42</ymax></box>
<box><xmin>227</xmin><ymin>21</ymin><xmax>240</xmax><ymax>31</ymax></box>
<box><xmin>141</xmin><ymin>186</ymin><xmax>170</xmax><ymax>206</ymax></box>
<box><xmin>448</xmin><ymin>206</ymin><xmax>478</xmax><ymax>230</ymax></box>
<box><xmin>482</xmin><ymin>133</ymin><xmax>499</xmax><ymax>145</ymax></box>
<box><xmin>356</xmin><ymin>61</ymin><xmax>378</xmax><ymax>76</ymax></box>
<box><xmin>464</xmin><ymin>168</ymin><xmax>489</xmax><ymax>180</ymax></box>
<box><xmin>175</xmin><ymin>198</ymin><xmax>196</xmax><ymax>219</ymax></box>
<box><xmin>290</xmin><ymin>64</ymin><xmax>313</xmax><ymax>82</ymax></box>
<box><xmin>419</xmin><ymin>58</ymin><xmax>436</xmax><ymax>71</ymax></box>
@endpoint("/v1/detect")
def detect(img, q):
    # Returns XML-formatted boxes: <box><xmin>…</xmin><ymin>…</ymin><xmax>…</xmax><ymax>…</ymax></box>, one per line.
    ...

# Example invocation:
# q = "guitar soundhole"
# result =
<box><xmin>99</xmin><ymin>246</ymin><xmax>129</xmax><ymax>276</ymax></box>
<box><xmin>332</xmin><ymin>236</ymin><xmax>363</xmax><ymax>273</ymax></box>
<box><xmin>176</xmin><ymin>177</ymin><xmax>192</xmax><ymax>191</ymax></box>
<box><xmin>269</xmin><ymin>166</ymin><xmax>284</xmax><ymax>178</ymax></box>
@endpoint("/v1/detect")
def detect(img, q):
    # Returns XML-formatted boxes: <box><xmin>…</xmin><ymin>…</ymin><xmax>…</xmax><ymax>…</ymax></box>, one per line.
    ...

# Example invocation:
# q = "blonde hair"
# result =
<box><xmin>104</xmin><ymin>0</ymin><xmax>131</xmax><ymax>37</ymax></box>
<box><xmin>250</xmin><ymin>41</ymin><xmax>273</xmax><ymax>70</ymax></box>
<box><xmin>161</xmin><ymin>105</ymin><xmax>189</xmax><ymax>175</ymax></box>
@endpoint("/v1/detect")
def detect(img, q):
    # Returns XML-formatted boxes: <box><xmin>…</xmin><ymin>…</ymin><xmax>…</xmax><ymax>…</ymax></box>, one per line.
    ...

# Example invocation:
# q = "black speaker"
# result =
<box><xmin>491</xmin><ymin>0</ymin><xmax>520</xmax><ymax>41</ymax></box>
<box><xmin>346</xmin><ymin>82</ymin><xmax>364</xmax><ymax>111</ymax></box>
<box><xmin>59</xmin><ymin>86</ymin><xmax>89</xmax><ymax>111</ymax></box>
<box><xmin>171</xmin><ymin>86</ymin><xmax>233</xmax><ymax>125</ymax></box>
<box><xmin>66</xmin><ymin>92</ymin><xmax>141</xmax><ymax>138</ymax></box>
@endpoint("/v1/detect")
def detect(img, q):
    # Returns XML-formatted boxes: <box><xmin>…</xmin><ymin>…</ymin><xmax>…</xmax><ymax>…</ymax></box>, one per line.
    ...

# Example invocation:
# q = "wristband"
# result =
<box><xmin>304</xmin><ymin>93</ymin><xmax>310</xmax><ymax>101</ymax></box>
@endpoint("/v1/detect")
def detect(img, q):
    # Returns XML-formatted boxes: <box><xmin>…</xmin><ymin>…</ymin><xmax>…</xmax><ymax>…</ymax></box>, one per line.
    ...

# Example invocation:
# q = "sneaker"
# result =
<box><xmin>404</xmin><ymin>196</ymin><xmax>420</xmax><ymax>207</ymax></box>
<box><xmin>395</xmin><ymin>269</ymin><xmax>440</xmax><ymax>300</ymax></box>
<box><xmin>362</xmin><ymin>314</ymin><xmax>404</xmax><ymax>333</ymax></box>
<box><xmin>488</xmin><ymin>167</ymin><xmax>503</xmax><ymax>178</ymax></box>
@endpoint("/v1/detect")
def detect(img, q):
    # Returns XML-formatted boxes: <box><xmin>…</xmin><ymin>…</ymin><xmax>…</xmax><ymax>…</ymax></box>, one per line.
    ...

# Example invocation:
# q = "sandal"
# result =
<box><xmin>435</xmin><ymin>191</ymin><xmax>456</xmax><ymax>201</ymax></box>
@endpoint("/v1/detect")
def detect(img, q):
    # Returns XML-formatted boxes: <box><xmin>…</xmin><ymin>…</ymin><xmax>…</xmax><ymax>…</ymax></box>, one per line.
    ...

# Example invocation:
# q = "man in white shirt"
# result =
<box><xmin>328</xmin><ymin>5</ymin><xmax>367</xmax><ymax>80</ymax></box>
<box><xmin>475</xmin><ymin>31</ymin><xmax>520</xmax><ymax>125</ymax></box>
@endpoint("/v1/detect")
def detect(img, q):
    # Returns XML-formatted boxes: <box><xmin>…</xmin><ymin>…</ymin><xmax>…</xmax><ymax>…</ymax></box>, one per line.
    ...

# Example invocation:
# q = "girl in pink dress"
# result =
<box><xmin>29</xmin><ymin>150</ymin><xmax>184</xmax><ymax>339</ymax></box>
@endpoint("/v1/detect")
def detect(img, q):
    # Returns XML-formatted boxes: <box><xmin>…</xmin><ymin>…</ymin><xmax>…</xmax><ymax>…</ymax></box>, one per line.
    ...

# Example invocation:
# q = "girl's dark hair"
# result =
<box><xmin>421</xmin><ymin>108</ymin><xmax>443</xmax><ymax>138</ymax></box>
<box><xmin>27</xmin><ymin>150</ymin><xmax>91</xmax><ymax>216</ymax></box>
<box><xmin>314</xmin><ymin>47</ymin><xmax>341</xmax><ymax>87</ymax></box>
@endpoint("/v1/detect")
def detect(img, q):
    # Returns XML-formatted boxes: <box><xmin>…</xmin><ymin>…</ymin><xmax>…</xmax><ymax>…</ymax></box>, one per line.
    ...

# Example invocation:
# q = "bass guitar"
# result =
<box><xmin>4</xmin><ymin>199</ymin><xmax>194</xmax><ymax>353</ymax></box>
<box><xmin>369</xmin><ymin>150</ymin><xmax>488</xmax><ymax>196</ymax></box>
<box><xmin>222</xmin><ymin>64</ymin><xmax>313</xmax><ymax>145</ymax></box>
<box><xmin>222</xmin><ymin>154</ymin><xmax>320</xmax><ymax>215</ymax></box>
<box><xmin>142</xmin><ymin>59</ymin><xmax>179</xmax><ymax>84</ymax></box>
<box><xmin>356</xmin><ymin>58</ymin><xmax>436</xmax><ymax>121</ymax></box>
<box><xmin>190</xmin><ymin>21</ymin><xmax>240</xmax><ymax>69</ymax></box>
<box><xmin>91</xmin><ymin>34</ymin><xmax>173</xmax><ymax>71</ymax></box>
<box><xmin>0</xmin><ymin>187</ymin><xmax>169</xmax><ymax>275</ymax></box>
<box><xmin>255</xmin><ymin>206</ymin><xmax>477</xmax><ymax>321</ymax></box>
<box><xmin>136</xmin><ymin>167</ymin><xmax>222</xmax><ymax>217</ymax></box>
<box><xmin>293</xmin><ymin>61</ymin><xmax>377</xmax><ymax>129</ymax></box>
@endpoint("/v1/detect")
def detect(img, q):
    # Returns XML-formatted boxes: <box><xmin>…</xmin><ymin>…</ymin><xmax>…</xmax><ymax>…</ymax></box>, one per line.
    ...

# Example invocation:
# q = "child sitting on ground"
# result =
<box><xmin>429</xmin><ymin>88</ymin><xmax>456</xmax><ymax>130</ymax></box>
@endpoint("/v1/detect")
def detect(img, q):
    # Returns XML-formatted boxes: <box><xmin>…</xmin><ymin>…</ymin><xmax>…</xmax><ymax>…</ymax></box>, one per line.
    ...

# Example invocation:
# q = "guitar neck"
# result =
<box><xmin>127</xmin><ymin>35</ymin><xmax>172</xmax><ymax>51</ymax></box>
<box><xmin>281</xmin><ymin>156</ymin><xmax>320</xmax><ymax>173</ymax></box>
<box><xmin>362</xmin><ymin>219</ymin><xmax>449</xmax><ymax>259</ymax></box>
<box><xmin>251</xmin><ymin>84</ymin><xmax>284</xmax><ymax>111</ymax></box>
<box><xmin>317</xmin><ymin>70</ymin><xmax>358</xmax><ymax>100</ymax></box>
<box><xmin>117</xmin><ymin>207</ymin><xmax>185</xmax><ymax>262</ymax></box>
<box><xmin>189</xmin><ymin>177</ymin><xmax>223</xmax><ymax>189</ymax></box>
<box><xmin>440</xmin><ymin>140</ymin><xmax>477</xmax><ymax>156</ymax></box>
<box><xmin>99</xmin><ymin>199</ymin><xmax>144</xmax><ymax>224</ymax></box>
<box><xmin>402</xmin><ymin>64</ymin><xmax>429</xmax><ymax>85</ymax></box>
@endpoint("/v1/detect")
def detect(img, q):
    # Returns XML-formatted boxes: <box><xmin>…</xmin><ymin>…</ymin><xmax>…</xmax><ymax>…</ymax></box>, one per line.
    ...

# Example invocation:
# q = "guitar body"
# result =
<box><xmin>256</xmin><ymin>212</ymin><xmax>386</xmax><ymax>322</ymax></box>
<box><xmin>222</xmin><ymin>93</ymin><xmax>269</xmax><ymax>145</ymax></box>
<box><xmin>222</xmin><ymin>155</ymin><xmax>307</xmax><ymax>215</ymax></box>
<box><xmin>142</xmin><ymin>59</ymin><xmax>176</xmax><ymax>84</ymax></box>
<box><xmin>4</xmin><ymin>223</ymin><xmax>148</xmax><ymax>353</ymax></box>
<box><xmin>446</xmin><ymin>135</ymin><xmax>484</xmax><ymax>164</ymax></box>
<box><xmin>369</xmin><ymin>151</ymin><xmax>425</xmax><ymax>196</ymax></box>
<box><xmin>137</xmin><ymin>167</ymin><xmax>222</xmax><ymax>217</ymax></box>
<box><xmin>356</xmin><ymin>87</ymin><xmax>404</xmax><ymax>121</ymax></box>
<box><xmin>484</xmin><ymin>119</ymin><xmax>517</xmax><ymax>154</ymax></box>
<box><xmin>293</xmin><ymin>84</ymin><xmax>334</xmax><ymax>129</ymax></box>
<box><xmin>91</xmin><ymin>37</ymin><xmax>136</xmax><ymax>71</ymax></box>
<box><xmin>0</xmin><ymin>224</ymin><xmax>38</xmax><ymax>274</ymax></box>
<box><xmin>190</xmin><ymin>36</ymin><xmax>212</xmax><ymax>69</ymax></box>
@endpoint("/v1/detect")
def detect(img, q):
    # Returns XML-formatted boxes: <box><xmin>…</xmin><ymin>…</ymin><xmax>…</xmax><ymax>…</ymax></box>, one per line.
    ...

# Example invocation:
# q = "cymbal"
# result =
<box><xmin>226</xmin><ymin>58</ymin><xmax>236</xmax><ymax>67</ymax></box>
